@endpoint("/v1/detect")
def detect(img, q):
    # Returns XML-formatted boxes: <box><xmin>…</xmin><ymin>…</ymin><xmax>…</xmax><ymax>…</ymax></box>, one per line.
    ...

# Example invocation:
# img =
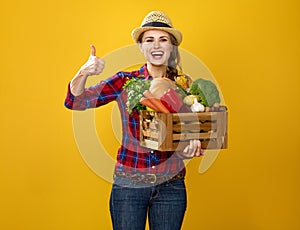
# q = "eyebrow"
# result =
<box><xmin>143</xmin><ymin>35</ymin><xmax>169</xmax><ymax>40</ymax></box>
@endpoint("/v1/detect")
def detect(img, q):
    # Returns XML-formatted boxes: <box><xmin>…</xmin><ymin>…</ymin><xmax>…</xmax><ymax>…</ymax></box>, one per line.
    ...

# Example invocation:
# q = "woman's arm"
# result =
<box><xmin>70</xmin><ymin>45</ymin><xmax>105</xmax><ymax>96</ymax></box>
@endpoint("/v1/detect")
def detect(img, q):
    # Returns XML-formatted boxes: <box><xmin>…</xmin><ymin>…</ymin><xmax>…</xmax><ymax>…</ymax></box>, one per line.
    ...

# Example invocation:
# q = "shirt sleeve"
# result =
<box><xmin>64</xmin><ymin>73</ymin><xmax>127</xmax><ymax>110</ymax></box>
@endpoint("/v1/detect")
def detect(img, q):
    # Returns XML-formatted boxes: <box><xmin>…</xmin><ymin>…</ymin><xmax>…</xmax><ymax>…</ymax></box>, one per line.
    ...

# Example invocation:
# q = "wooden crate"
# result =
<box><xmin>140</xmin><ymin>111</ymin><xmax>228</xmax><ymax>151</ymax></box>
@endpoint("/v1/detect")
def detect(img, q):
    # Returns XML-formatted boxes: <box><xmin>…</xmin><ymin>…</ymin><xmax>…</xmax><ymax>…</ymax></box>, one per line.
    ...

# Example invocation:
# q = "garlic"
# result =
<box><xmin>191</xmin><ymin>98</ymin><xmax>205</xmax><ymax>112</ymax></box>
<box><xmin>183</xmin><ymin>95</ymin><xmax>198</xmax><ymax>106</ymax></box>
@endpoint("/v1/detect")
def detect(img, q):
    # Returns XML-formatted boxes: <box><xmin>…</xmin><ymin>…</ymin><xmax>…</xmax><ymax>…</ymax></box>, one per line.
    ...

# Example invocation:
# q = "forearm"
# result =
<box><xmin>70</xmin><ymin>70</ymin><xmax>89</xmax><ymax>96</ymax></box>
<box><xmin>69</xmin><ymin>45</ymin><xmax>105</xmax><ymax>96</ymax></box>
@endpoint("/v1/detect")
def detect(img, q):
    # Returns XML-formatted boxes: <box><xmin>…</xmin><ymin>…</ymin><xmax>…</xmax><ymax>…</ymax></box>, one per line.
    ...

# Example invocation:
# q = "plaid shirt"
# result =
<box><xmin>64</xmin><ymin>64</ymin><xmax>185</xmax><ymax>175</ymax></box>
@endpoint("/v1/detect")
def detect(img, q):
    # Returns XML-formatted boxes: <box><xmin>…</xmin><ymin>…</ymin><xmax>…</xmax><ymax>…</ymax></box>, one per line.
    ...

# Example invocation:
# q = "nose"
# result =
<box><xmin>153</xmin><ymin>40</ymin><xmax>160</xmax><ymax>49</ymax></box>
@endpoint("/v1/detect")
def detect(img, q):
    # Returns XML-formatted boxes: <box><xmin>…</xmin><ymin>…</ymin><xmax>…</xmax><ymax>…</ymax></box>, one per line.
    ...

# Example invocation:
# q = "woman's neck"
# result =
<box><xmin>147</xmin><ymin>63</ymin><xmax>167</xmax><ymax>78</ymax></box>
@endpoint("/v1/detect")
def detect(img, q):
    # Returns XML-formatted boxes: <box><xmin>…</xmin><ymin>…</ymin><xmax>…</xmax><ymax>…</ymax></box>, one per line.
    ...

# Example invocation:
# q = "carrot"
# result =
<box><xmin>142</xmin><ymin>90</ymin><xmax>170</xmax><ymax>113</ymax></box>
<box><xmin>140</xmin><ymin>96</ymin><xmax>170</xmax><ymax>113</ymax></box>
<box><xmin>140</xmin><ymin>97</ymin><xmax>160</xmax><ymax>112</ymax></box>
<box><xmin>150</xmin><ymin>98</ymin><xmax>170</xmax><ymax>113</ymax></box>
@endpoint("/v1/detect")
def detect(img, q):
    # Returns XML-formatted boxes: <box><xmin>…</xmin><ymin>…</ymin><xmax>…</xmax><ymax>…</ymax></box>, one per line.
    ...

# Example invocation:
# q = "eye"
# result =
<box><xmin>144</xmin><ymin>38</ymin><xmax>154</xmax><ymax>43</ymax></box>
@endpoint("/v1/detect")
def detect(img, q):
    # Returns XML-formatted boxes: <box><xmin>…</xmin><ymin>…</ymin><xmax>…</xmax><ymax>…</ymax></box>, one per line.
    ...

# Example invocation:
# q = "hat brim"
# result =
<box><xmin>132</xmin><ymin>27</ymin><xmax>182</xmax><ymax>45</ymax></box>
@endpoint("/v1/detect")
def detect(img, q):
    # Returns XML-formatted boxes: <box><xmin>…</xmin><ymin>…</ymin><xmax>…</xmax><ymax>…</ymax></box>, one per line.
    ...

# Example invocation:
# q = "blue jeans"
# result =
<box><xmin>109</xmin><ymin>177</ymin><xmax>187</xmax><ymax>230</ymax></box>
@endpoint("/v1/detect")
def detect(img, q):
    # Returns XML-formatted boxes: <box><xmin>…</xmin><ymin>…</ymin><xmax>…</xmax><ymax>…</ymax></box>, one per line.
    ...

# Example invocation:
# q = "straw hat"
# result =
<box><xmin>132</xmin><ymin>11</ymin><xmax>182</xmax><ymax>45</ymax></box>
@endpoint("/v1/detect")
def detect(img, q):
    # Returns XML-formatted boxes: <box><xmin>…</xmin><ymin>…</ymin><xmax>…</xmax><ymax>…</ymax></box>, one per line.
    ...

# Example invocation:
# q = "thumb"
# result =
<box><xmin>90</xmin><ymin>44</ymin><xmax>96</xmax><ymax>56</ymax></box>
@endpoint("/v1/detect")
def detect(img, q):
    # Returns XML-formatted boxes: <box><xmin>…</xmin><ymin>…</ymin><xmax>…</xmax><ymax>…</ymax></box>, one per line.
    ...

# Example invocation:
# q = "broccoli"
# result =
<box><xmin>189</xmin><ymin>78</ymin><xmax>220</xmax><ymax>107</ymax></box>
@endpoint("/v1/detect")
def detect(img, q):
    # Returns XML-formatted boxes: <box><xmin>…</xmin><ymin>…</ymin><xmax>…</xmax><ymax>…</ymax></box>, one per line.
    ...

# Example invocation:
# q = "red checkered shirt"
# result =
<box><xmin>64</xmin><ymin>64</ymin><xmax>185</xmax><ymax>176</ymax></box>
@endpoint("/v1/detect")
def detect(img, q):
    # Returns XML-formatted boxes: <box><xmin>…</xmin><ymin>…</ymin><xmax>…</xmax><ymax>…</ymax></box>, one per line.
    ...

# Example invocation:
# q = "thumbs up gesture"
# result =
<box><xmin>79</xmin><ymin>45</ymin><xmax>105</xmax><ymax>77</ymax></box>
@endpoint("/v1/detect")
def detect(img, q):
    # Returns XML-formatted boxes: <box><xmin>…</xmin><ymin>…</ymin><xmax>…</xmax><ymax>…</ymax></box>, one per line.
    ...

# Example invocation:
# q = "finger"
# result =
<box><xmin>90</xmin><ymin>44</ymin><xmax>96</xmax><ymax>56</ymax></box>
<box><xmin>190</xmin><ymin>140</ymin><xmax>199</xmax><ymax>157</ymax></box>
<box><xmin>197</xmin><ymin>140</ymin><xmax>205</xmax><ymax>156</ymax></box>
<box><xmin>200</xmin><ymin>149</ymin><xmax>205</xmax><ymax>155</ymax></box>
<box><xmin>197</xmin><ymin>140</ymin><xmax>201</xmax><ymax>152</ymax></box>
<box><xmin>195</xmin><ymin>140</ymin><xmax>202</xmax><ymax>157</ymax></box>
<box><xmin>190</xmin><ymin>139</ymin><xmax>194</xmax><ymax>151</ymax></box>
<box><xmin>96</xmin><ymin>58</ymin><xmax>105</xmax><ymax>67</ymax></box>
<box><xmin>183</xmin><ymin>145</ymin><xmax>189</xmax><ymax>153</ymax></box>
<box><xmin>192</xmin><ymin>140</ymin><xmax>199</xmax><ymax>156</ymax></box>
<box><xmin>198</xmin><ymin>140</ymin><xmax>206</xmax><ymax>155</ymax></box>
<box><xmin>186</xmin><ymin>140</ymin><xmax>194</xmax><ymax>157</ymax></box>
<box><xmin>183</xmin><ymin>144</ymin><xmax>193</xmax><ymax>159</ymax></box>
<box><xmin>186</xmin><ymin>140</ymin><xmax>192</xmax><ymax>154</ymax></box>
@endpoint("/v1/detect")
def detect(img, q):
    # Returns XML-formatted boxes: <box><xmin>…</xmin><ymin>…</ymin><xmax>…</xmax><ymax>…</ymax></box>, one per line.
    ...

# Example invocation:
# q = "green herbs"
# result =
<box><xmin>123</xmin><ymin>76</ymin><xmax>151</xmax><ymax>114</ymax></box>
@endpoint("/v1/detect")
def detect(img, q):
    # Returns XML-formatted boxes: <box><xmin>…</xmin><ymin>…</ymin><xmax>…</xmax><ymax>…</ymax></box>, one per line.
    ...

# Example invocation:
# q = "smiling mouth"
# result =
<box><xmin>151</xmin><ymin>51</ymin><xmax>164</xmax><ymax>58</ymax></box>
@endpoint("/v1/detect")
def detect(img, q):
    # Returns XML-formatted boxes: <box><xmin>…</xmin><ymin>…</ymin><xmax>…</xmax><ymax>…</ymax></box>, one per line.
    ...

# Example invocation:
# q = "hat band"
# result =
<box><xmin>142</xmin><ymin>21</ymin><xmax>172</xmax><ymax>28</ymax></box>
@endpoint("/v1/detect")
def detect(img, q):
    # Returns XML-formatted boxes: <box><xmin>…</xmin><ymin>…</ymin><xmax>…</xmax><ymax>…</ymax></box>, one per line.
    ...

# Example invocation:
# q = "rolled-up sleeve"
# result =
<box><xmin>64</xmin><ymin>73</ymin><xmax>126</xmax><ymax>111</ymax></box>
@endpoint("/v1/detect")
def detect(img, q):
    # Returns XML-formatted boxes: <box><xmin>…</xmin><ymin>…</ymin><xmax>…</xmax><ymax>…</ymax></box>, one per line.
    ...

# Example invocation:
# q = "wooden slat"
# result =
<box><xmin>173</xmin><ymin>132</ymin><xmax>218</xmax><ymax>140</ymax></box>
<box><xmin>171</xmin><ymin>138</ymin><xmax>226</xmax><ymax>150</ymax></box>
<box><xmin>172</xmin><ymin>122</ymin><xmax>215</xmax><ymax>132</ymax></box>
<box><xmin>172</xmin><ymin>140</ymin><xmax>210</xmax><ymax>150</ymax></box>
<box><xmin>142</xmin><ymin>130</ymin><xmax>159</xmax><ymax>139</ymax></box>
<box><xmin>222</xmin><ymin>112</ymin><xmax>228</xmax><ymax>148</ymax></box>
<box><xmin>156</xmin><ymin>113</ymin><xmax>173</xmax><ymax>150</ymax></box>
<box><xmin>172</xmin><ymin>112</ymin><xmax>218</xmax><ymax>122</ymax></box>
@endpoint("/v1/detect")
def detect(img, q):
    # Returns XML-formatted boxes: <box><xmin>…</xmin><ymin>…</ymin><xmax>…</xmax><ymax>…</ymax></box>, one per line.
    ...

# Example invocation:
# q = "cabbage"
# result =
<box><xmin>189</xmin><ymin>78</ymin><xmax>220</xmax><ymax>107</ymax></box>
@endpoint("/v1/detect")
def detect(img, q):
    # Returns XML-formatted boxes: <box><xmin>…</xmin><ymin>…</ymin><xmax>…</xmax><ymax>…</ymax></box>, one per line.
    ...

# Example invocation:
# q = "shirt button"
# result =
<box><xmin>150</xmin><ymin>150</ymin><xmax>154</xmax><ymax>154</ymax></box>
<box><xmin>151</xmin><ymin>166</ymin><xmax>155</xmax><ymax>169</ymax></box>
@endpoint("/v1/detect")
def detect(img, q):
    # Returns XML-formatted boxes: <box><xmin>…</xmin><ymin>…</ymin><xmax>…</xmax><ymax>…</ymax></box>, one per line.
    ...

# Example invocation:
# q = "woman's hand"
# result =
<box><xmin>70</xmin><ymin>45</ymin><xmax>105</xmax><ymax>96</ymax></box>
<box><xmin>79</xmin><ymin>45</ymin><xmax>105</xmax><ymax>77</ymax></box>
<box><xmin>176</xmin><ymin>140</ymin><xmax>205</xmax><ymax>159</ymax></box>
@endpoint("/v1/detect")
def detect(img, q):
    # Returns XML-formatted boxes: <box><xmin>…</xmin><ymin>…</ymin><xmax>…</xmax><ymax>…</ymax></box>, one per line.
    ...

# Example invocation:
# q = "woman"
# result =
<box><xmin>65</xmin><ymin>11</ymin><xmax>204</xmax><ymax>230</ymax></box>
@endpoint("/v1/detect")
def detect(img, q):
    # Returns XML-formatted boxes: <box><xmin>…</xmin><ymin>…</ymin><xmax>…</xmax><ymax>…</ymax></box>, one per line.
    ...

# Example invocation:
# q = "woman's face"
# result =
<box><xmin>139</xmin><ymin>30</ymin><xmax>173</xmax><ymax>67</ymax></box>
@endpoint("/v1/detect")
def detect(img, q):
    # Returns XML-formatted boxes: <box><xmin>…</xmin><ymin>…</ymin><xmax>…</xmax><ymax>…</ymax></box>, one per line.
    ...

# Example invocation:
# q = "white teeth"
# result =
<box><xmin>151</xmin><ymin>51</ymin><xmax>164</xmax><ymax>56</ymax></box>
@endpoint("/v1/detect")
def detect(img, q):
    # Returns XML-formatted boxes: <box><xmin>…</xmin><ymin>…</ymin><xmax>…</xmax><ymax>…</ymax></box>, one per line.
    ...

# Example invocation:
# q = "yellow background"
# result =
<box><xmin>1</xmin><ymin>0</ymin><xmax>299</xmax><ymax>229</ymax></box>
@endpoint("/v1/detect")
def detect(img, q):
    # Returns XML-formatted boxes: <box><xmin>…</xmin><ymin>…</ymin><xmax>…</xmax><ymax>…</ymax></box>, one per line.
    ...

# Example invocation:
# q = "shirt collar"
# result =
<box><xmin>139</xmin><ymin>64</ymin><xmax>152</xmax><ymax>80</ymax></box>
